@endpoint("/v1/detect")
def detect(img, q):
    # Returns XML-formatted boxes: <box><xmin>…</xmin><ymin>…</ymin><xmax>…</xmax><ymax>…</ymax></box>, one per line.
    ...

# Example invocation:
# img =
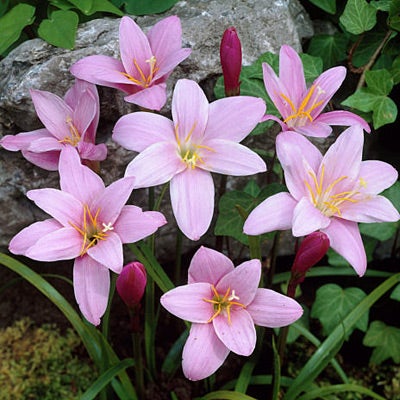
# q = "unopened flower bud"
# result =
<box><xmin>116</xmin><ymin>262</ymin><xmax>147</xmax><ymax>309</ymax></box>
<box><xmin>291</xmin><ymin>232</ymin><xmax>330</xmax><ymax>284</ymax></box>
<box><xmin>220</xmin><ymin>27</ymin><xmax>242</xmax><ymax>96</ymax></box>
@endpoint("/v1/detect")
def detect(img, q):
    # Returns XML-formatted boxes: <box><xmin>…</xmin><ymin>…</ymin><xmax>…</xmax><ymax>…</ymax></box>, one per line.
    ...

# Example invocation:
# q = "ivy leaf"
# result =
<box><xmin>307</xmin><ymin>33</ymin><xmax>349</xmax><ymax>69</ymax></box>
<box><xmin>391</xmin><ymin>55</ymin><xmax>400</xmax><ymax>84</ymax></box>
<box><xmin>308</xmin><ymin>0</ymin><xmax>336</xmax><ymax>14</ymax></box>
<box><xmin>372</xmin><ymin>96</ymin><xmax>397</xmax><ymax>128</ymax></box>
<box><xmin>214</xmin><ymin>182</ymin><xmax>285</xmax><ymax>244</ymax></box>
<box><xmin>124</xmin><ymin>0</ymin><xmax>179</xmax><ymax>15</ymax></box>
<box><xmin>370</xmin><ymin>0</ymin><xmax>391</xmax><ymax>11</ymax></box>
<box><xmin>340</xmin><ymin>0</ymin><xmax>377</xmax><ymax>35</ymax></box>
<box><xmin>359</xmin><ymin>221</ymin><xmax>398</xmax><ymax>241</ymax></box>
<box><xmin>341</xmin><ymin>88</ymin><xmax>377</xmax><ymax>113</ymax></box>
<box><xmin>389</xmin><ymin>0</ymin><xmax>400</xmax><ymax>31</ymax></box>
<box><xmin>363</xmin><ymin>321</ymin><xmax>400</xmax><ymax>364</ymax></box>
<box><xmin>351</xmin><ymin>31</ymin><xmax>388</xmax><ymax>68</ymax></box>
<box><xmin>0</xmin><ymin>0</ymin><xmax>10</xmax><ymax>17</ymax></box>
<box><xmin>38</xmin><ymin>10</ymin><xmax>79</xmax><ymax>49</ymax></box>
<box><xmin>365</xmin><ymin>69</ymin><xmax>393</xmax><ymax>95</ymax></box>
<box><xmin>300</xmin><ymin>53</ymin><xmax>323</xmax><ymax>84</ymax></box>
<box><xmin>311</xmin><ymin>284</ymin><xmax>368</xmax><ymax>337</ymax></box>
<box><xmin>0</xmin><ymin>3</ymin><xmax>35</xmax><ymax>55</ymax></box>
<box><xmin>68</xmin><ymin>0</ymin><xmax>123</xmax><ymax>15</ymax></box>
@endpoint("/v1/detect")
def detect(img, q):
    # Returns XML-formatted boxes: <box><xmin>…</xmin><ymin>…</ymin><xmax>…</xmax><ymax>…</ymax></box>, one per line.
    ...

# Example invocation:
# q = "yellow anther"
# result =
<box><xmin>59</xmin><ymin>117</ymin><xmax>81</xmax><ymax>146</ymax></box>
<box><xmin>121</xmin><ymin>56</ymin><xmax>158</xmax><ymax>88</ymax></box>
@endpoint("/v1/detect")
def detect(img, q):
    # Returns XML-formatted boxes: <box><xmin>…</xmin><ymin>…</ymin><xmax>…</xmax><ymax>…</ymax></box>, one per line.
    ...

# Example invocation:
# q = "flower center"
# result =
<box><xmin>175</xmin><ymin>123</ymin><xmax>214</xmax><ymax>169</ymax></box>
<box><xmin>69</xmin><ymin>204</ymin><xmax>113</xmax><ymax>256</ymax></box>
<box><xmin>121</xmin><ymin>56</ymin><xmax>158</xmax><ymax>88</ymax></box>
<box><xmin>59</xmin><ymin>117</ymin><xmax>81</xmax><ymax>146</ymax></box>
<box><xmin>203</xmin><ymin>285</ymin><xmax>245</xmax><ymax>324</ymax></box>
<box><xmin>304</xmin><ymin>164</ymin><xmax>362</xmax><ymax>217</ymax></box>
<box><xmin>281</xmin><ymin>84</ymin><xmax>325</xmax><ymax>127</ymax></box>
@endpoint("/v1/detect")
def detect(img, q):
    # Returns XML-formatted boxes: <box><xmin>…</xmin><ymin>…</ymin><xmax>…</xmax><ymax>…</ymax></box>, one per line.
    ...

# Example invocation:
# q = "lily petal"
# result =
<box><xmin>213</xmin><ymin>308</ymin><xmax>256</xmax><ymax>356</ymax></box>
<box><xmin>160</xmin><ymin>282</ymin><xmax>214</xmax><ymax>323</ymax></box>
<box><xmin>293</xmin><ymin>121</ymin><xmax>332</xmax><ymax>138</ymax></box>
<box><xmin>27</xmin><ymin>137</ymin><xmax>63</xmax><ymax>152</ymax></box>
<box><xmin>113</xmin><ymin>205</ymin><xmax>167</xmax><ymax>243</ymax></box>
<box><xmin>316</xmin><ymin>110</ymin><xmax>370</xmax><ymax>133</ymax></box>
<box><xmin>243</xmin><ymin>192</ymin><xmax>297</xmax><ymax>235</ymax></box>
<box><xmin>359</xmin><ymin>160</ymin><xmax>398</xmax><ymax>194</ymax></box>
<box><xmin>124</xmin><ymin>82</ymin><xmax>167</xmax><ymax>111</ymax></box>
<box><xmin>22</xmin><ymin>150</ymin><xmax>60</xmax><ymax>171</ymax></box>
<box><xmin>322</xmin><ymin>218</ymin><xmax>366</xmax><ymax>276</ymax></box>
<box><xmin>188</xmin><ymin>246</ymin><xmax>234</xmax><ymax>285</ymax></box>
<box><xmin>247</xmin><ymin>288</ymin><xmax>303</xmax><ymax>327</ymax></box>
<box><xmin>0</xmin><ymin>129</ymin><xmax>51</xmax><ymax>151</ymax></box>
<box><xmin>201</xmin><ymin>139</ymin><xmax>266</xmax><ymax>176</ymax></box>
<box><xmin>206</xmin><ymin>96</ymin><xmax>266</xmax><ymax>142</ymax></box>
<box><xmin>73</xmin><ymin>256</ymin><xmax>110</xmax><ymax>326</ymax></box>
<box><xmin>182</xmin><ymin>323</ymin><xmax>230</xmax><ymax>381</ymax></box>
<box><xmin>113</xmin><ymin>111</ymin><xmax>175</xmax><ymax>152</ymax></box>
<box><xmin>170</xmin><ymin>168</ymin><xmax>214</xmax><ymax>241</ymax></box>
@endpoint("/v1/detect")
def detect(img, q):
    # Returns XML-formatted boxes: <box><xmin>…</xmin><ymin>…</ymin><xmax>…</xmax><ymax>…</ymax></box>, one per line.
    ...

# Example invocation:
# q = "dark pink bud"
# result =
<box><xmin>292</xmin><ymin>232</ymin><xmax>330</xmax><ymax>278</ymax></box>
<box><xmin>116</xmin><ymin>262</ymin><xmax>147</xmax><ymax>309</ymax></box>
<box><xmin>220</xmin><ymin>27</ymin><xmax>242</xmax><ymax>96</ymax></box>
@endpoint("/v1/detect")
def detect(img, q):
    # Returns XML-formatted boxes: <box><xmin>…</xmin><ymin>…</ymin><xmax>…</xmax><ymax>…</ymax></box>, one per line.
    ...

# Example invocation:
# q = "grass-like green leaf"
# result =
<box><xmin>201</xmin><ymin>391</ymin><xmax>257</xmax><ymax>400</ymax></box>
<box><xmin>38</xmin><ymin>10</ymin><xmax>79</xmax><ymax>49</ymax></box>
<box><xmin>311</xmin><ymin>284</ymin><xmax>368</xmax><ymax>336</ymax></box>
<box><xmin>340</xmin><ymin>0</ymin><xmax>377</xmax><ymax>34</ymax></box>
<box><xmin>363</xmin><ymin>320</ymin><xmax>400</xmax><ymax>364</ymax></box>
<box><xmin>390</xmin><ymin>283</ymin><xmax>400</xmax><ymax>301</ymax></box>
<box><xmin>0</xmin><ymin>3</ymin><xmax>35</xmax><ymax>54</ymax></box>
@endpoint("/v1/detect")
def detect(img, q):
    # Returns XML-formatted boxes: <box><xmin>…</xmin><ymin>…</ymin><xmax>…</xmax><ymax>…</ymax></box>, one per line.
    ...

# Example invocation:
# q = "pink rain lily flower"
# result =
<box><xmin>160</xmin><ymin>246</ymin><xmax>303</xmax><ymax>381</ymax></box>
<box><xmin>9</xmin><ymin>147</ymin><xmax>167</xmax><ymax>325</ymax></box>
<box><xmin>70</xmin><ymin>16</ymin><xmax>191</xmax><ymax>111</ymax></box>
<box><xmin>244</xmin><ymin>126</ymin><xmax>399</xmax><ymax>276</ymax></box>
<box><xmin>0</xmin><ymin>79</ymin><xmax>106</xmax><ymax>171</ymax></box>
<box><xmin>112</xmin><ymin>79</ymin><xmax>267</xmax><ymax>240</ymax></box>
<box><xmin>262</xmin><ymin>45</ymin><xmax>370</xmax><ymax>137</ymax></box>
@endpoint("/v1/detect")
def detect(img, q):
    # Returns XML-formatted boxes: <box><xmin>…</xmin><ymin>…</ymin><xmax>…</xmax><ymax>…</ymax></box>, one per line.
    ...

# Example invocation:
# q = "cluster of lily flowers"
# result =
<box><xmin>1</xmin><ymin>15</ymin><xmax>399</xmax><ymax>381</ymax></box>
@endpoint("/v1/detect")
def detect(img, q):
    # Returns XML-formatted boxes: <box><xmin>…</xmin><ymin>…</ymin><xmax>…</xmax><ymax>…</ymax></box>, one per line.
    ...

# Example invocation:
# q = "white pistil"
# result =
<box><xmin>102</xmin><ymin>222</ymin><xmax>114</xmax><ymax>232</ymax></box>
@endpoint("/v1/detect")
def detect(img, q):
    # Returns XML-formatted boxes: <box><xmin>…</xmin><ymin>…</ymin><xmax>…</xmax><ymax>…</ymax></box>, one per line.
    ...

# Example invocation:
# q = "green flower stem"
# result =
<box><xmin>131</xmin><ymin>315</ymin><xmax>145</xmax><ymax>399</ymax></box>
<box><xmin>174</xmin><ymin>228</ymin><xmax>183</xmax><ymax>284</ymax></box>
<box><xmin>102</xmin><ymin>272</ymin><xmax>117</xmax><ymax>341</ymax></box>
<box><xmin>144</xmin><ymin>274</ymin><xmax>156</xmax><ymax>381</ymax></box>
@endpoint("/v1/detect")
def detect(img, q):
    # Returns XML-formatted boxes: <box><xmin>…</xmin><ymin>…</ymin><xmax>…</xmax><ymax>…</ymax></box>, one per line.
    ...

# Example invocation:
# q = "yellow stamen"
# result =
<box><xmin>121</xmin><ymin>56</ymin><xmax>158</xmax><ymax>88</ymax></box>
<box><xmin>59</xmin><ymin>117</ymin><xmax>81</xmax><ymax>146</ymax></box>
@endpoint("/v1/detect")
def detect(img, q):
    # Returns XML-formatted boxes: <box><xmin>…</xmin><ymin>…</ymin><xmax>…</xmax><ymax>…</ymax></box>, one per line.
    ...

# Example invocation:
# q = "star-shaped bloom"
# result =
<box><xmin>262</xmin><ymin>45</ymin><xmax>370</xmax><ymax>137</ymax></box>
<box><xmin>112</xmin><ymin>79</ymin><xmax>267</xmax><ymax>240</ymax></box>
<box><xmin>160</xmin><ymin>246</ymin><xmax>303</xmax><ymax>381</ymax></box>
<box><xmin>9</xmin><ymin>147</ymin><xmax>167</xmax><ymax>325</ymax></box>
<box><xmin>70</xmin><ymin>16</ymin><xmax>191</xmax><ymax>111</ymax></box>
<box><xmin>0</xmin><ymin>79</ymin><xmax>106</xmax><ymax>171</ymax></box>
<box><xmin>244</xmin><ymin>126</ymin><xmax>399</xmax><ymax>276</ymax></box>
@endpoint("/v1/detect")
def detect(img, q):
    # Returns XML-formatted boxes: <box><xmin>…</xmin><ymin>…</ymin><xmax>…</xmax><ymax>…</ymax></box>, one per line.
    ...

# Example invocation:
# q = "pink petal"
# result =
<box><xmin>316</xmin><ymin>110</ymin><xmax>370</xmax><ymax>133</ymax></box>
<box><xmin>322</xmin><ymin>218</ymin><xmax>366</xmax><ymax>276</ymax></box>
<box><xmin>0</xmin><ymin>129</ymin><xmax>51</xmax><ymax>151</ymax></box>
<box><xmin>247</xmin><ymin>288</ymin><xmax>303</xmax><ymax>327</ymax></box>
<box><xmin>293</xmin><ymin>121</ymin><xmax>332</xmax><ymax>138</ymax></box>
<box><xmin>243</xmin><ymin>192</ymin><xmax>297</xmax><ymax>235</ymax></box>
<box><xmin>213</xmin><ymin>308</ymin><xmax>256</xmax><ymax>356</ymax></box>
<box><xmin>27</xmin><ymin>137</ymin><xmax>64</xmax><ymax>152</ymax></box>
<box><xmin>216</xmin><ymin>260</ymin><xmax>261</xmax><ymax>306</ymax></box>
<box><xmin>188</xmin><ymin>246</ymin><xmax>234</xmax><ymax>285</ymax></box>
<box><xmin>292</xmin><ymin>197</ymin><xmax>331</xmax><ymax>237</ymax></box>
<box><xmin>153</xmin><ymin>48</ymin><xmax>192</xmax><ymax>80</ymax></box>
<box><xmin>359</xmin><ymin>160</ymin><xmax>398</xmax><ymax>194</ymax></box>
<box><xmin>73</xmin><ymin>256</ymin><xmax>110</xmax><ymax>326</ymax></box>
<box><xmin>124</xmin><ymin>82</ymin><xmax>167</xmax><ymax>111</ymax></box>
<box><xmin>119</xmin><ymin>16</ymin><xmax>152</xmax><ymax>78</ymax></box>
<box><xmin>322</xmin><ymin>125</ymin><xmax>363</xmax><ymax>184</ymax></box>
<box><xmin>64</xmin><ymin>79</ymin><xmax>96</xmax><ymax>109</ymax></box>
<box><xmin>30</xmin><ymin>89</ymin><xmax>73</xmax><ymax>140</ymax></box>
<box><xmin>125</xmin><ymin>142</ymin><xmax>184</xmax><ymax>188</ymax></box>
<box><xmin>279</xmin><ymin>45</ymin><xmax>306</xmax><ymax>107</ymax></box>
<box><xmin>276</xmin><ymin>131</ymin><xmax>322</xmax><ymax>200</ymax></box>
<box><xmin>182</xmin><ymin>323</ymin><xmax>230</xmax><ymax>381</ymax></box>
<box><xmin>340</xmin><ymin>195</ymin><xmax>400</xmax><ymax>223</ymax></box>
<box><xmin>77</xmin><ymin>142</ymin><xmax>107</xmax><ymax>161</ymax></box>
<box><xmin>59</xmin><ymin>147</ymin><xmax>105</xmax><ymax>204</ymax></box>
<box><xmin>309</xmin><ymin>66</ymin><xmax>346</xmax><ymax>116</ymax></box>
<box><xmin>9</xmin><ymin>219</ymin><xmax>61</xmax><ymax>255</ymax></box>
<box><xmin>113</xmin><ymin>111</ymin><xmax>175</xmax><ymax>152</ymax></box>
<box><xmin>201</xmin><ymin>139</ymin><xmax>266</xmax><ymax>176</ymax></box>
<box><xmin>27</xmin><ymin>188</ymin><xmax>82</xmax><ymax>227</ymax></box>
<box><xmin>113</xmin><ymin>205</ymin><xmax>167</xmax><ymax>243</ymax></box>
<box><xmin>160</xmin><ymin>282</ymin><xmax>214</xmax><ymax>323</ymax></box>
<box><xmin>87</xmin><ymin>231</ymin><xmax>123</xmax><ymax>273</ymax></box>
<box><xmin>172</xmin><ymin>79</ymin><xmax>209</xmax><ymax>143</ymax></box>
<box><xmin>170</xmin><ymin>168</ymin><xmax>214</xmax><ymax>241</ymax></box>
<box><xmin>26</xmin><ymin>227</ymin><xmax>82</xmax><ymax>261</ymax></box>
<box><xmin>147</xmin><ymin>16</ymin><xmax>184</xmax><ymax>65</ymax></box>
<box><xmin>22</xmin><ymin>150</ymin><xmax>60</xmax><ymax>170</ymax></box>
<box><xmin>92</xmin><ymin>176</ymin><xmax>135</xmax><ymax>225</ymax></box>
<box><xmin>70</xmin><ymin>55</ymin><xmax>133</xmax><ymax>93</ymax></box>
<box><xmin>205</xmin><ymin>96</ymin><xmax>266</xmax><ymax>142</ymax></box>
<box><xmin>72</xmin><ymin>85</ymin><xmax>98</xmax><ymax>137</ymax></box>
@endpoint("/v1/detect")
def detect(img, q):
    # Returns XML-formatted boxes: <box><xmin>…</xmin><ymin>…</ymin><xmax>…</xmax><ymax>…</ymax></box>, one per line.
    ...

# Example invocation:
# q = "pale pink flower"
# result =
<box><xmin>112</xmin><ymin>79</ymin><xmax>267</xmax><ymax>240</ymax></box>
<box><xmin>160</xmin><ymin>246</ymin><xmax>303</xmax><ymax>381</ymax></box>
<box><xmin>9</xmin><ymin>147</ymin><xmax>166</xmax><ymax>325</ymax></box>
<box><xmin>262</xmin><ymin>45</ymin><xmax>370</xmax><ymax>137</ymax></box>
<box><xmin>244</xmin><ymin>126</ymin><xmax>399</xmax><ymax>276</ymax></box>
<box><xmin>70</xmin><ymin>16</ymin><xmax>191</xmax><ymax>111</ymax></box>
<box><xmin>0</xmin><ymin>79</ymin><xmax>106</xmax><ymax>171</ymax></box>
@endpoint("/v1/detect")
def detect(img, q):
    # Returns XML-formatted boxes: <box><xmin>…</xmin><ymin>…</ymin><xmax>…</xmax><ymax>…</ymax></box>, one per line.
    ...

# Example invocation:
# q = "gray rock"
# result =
<box><xmin>0</xmin><ymin>0</ymin><xmax>313</xmax><ymax>256</ymax></box>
